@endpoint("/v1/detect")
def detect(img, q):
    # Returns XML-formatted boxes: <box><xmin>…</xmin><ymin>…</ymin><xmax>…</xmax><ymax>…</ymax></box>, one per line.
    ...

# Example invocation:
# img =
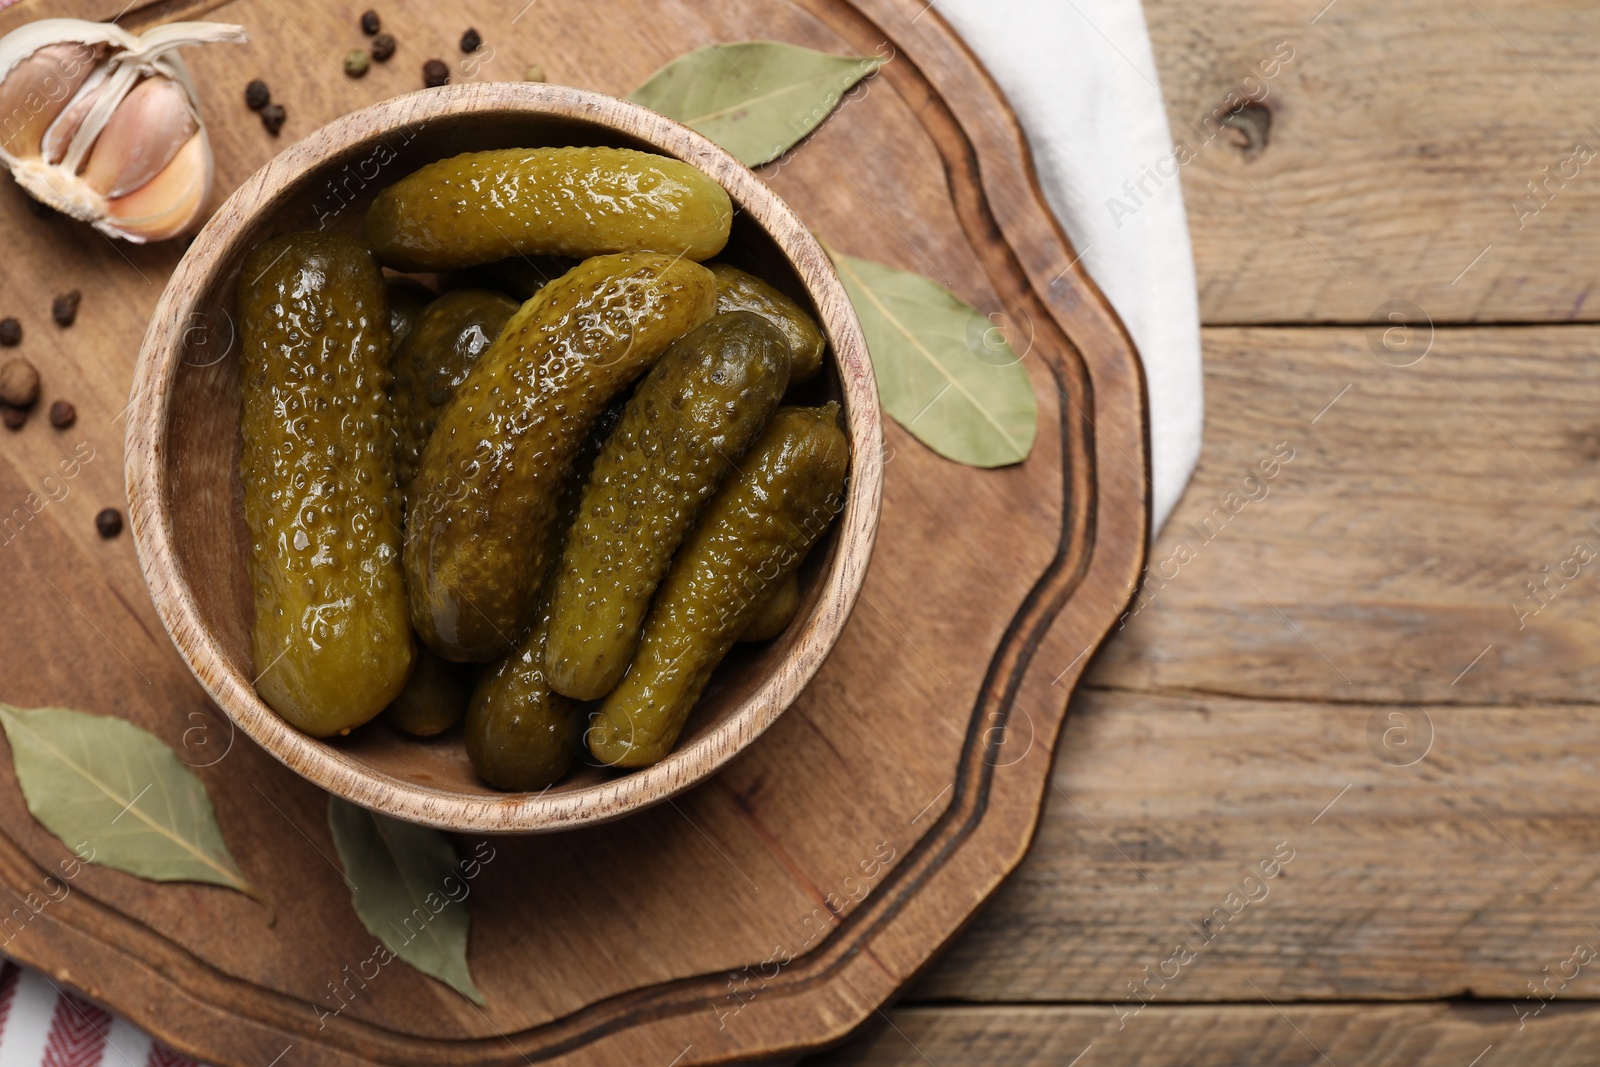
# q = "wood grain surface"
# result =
<box><xmin>814</xmin><ymin>1004</ymin><xmax>1600</xmax><ymax>1066</ymax></box>
<box><xmin>0</xmin><ymin>0</ymin><xmax>1147</xmax><ymax>1063</ymax></box>
<box><xmin>1093</xmin><ymin>324</ymin><xmax>1600</xmax><ymax>706</ymax></box>
<box><xmin>1146</xmin><ymin>0</ymin><xmax>1600</xmax><ymax>324</ymax></box>
<box><xmin>920</xmin><ymin>691</ymin><xmax>1600</xmax><ymax>1002</ymax></box>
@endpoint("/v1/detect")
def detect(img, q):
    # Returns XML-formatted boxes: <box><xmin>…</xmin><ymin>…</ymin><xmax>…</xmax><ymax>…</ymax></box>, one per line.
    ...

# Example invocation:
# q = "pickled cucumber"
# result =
<box><xmin>391</xmin><ymin>289</ymin><xmax>518</xmax><ymax>489</ymax></box>
<box><xmin>463</xmin><ymin>410</ymin><xmax>612</xmax><ymax>789</ymax></box>
<box><xmin>406</xmin><ymin>252</ymin><xmax>718</xmax><ymax>662</ymax></box>
<box><xmin>386</xmin><ymin>278</ymin><xmax>434</xmax><ymax>350</ymax></box>
<box><xmin>544</xmin><ymin>312</ymin><xmax>790</xmax><ymax>699</ymax></box>
<box><xmin>587</xmin><ymin>404</ymin><xmax>849</xmax><ymax>767</ymax></box>
<box><xmin>238</xmin><ymin>232</ymin><xmax>413</xmax><ymax>737</ymax></box>
<box><xmin>739</xmin><ymin>573</ymin><xmax>800</xmax><ymax>642</ymax></box>
<box><xmin>710</xmin><ymin>263</ymin><xmax>825</xmax><ymax>382</ymax></box>
<box><xmin>385</xmin><ymin>648</ymin><xmax>474</xmax><ymax>736</ymax></box>
<box><xmin>466</xmin><ymin>616</ymin><xmax>581</xmax><ymax>790</ymax></box>
<box><xmin>366</xmin><ymin>147</ymin><xmax>733</xmax><ymax>272</ymax></box>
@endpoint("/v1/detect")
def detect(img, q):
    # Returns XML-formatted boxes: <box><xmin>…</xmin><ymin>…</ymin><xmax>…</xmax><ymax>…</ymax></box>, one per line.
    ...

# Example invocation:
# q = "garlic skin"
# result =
<box><xmin>40</xmin><ymin>60</ymin><xmax>111</xmax><ymax>165</ymax></box>
<box><xmin>0</xmin><ymin>19</ymin><xmax>246</xmax><ymax>243</ymax></box>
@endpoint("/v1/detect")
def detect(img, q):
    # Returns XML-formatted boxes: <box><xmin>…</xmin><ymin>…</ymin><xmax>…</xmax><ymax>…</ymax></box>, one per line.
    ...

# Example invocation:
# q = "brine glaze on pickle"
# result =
<box><xmin>587</xmin><ymin>404</ymin><xmax>849</xmax><ymax>767</ymax></box>
<box><xmin>365</xmin><ymin>147</ymin><xmax>733</xmax><ymax>272</ymax></box>
<box><xmin>385</xmin><ymin>648</ymin><xmax>474</xmax><ymax>737</ymax></box>
<box><xmin>405</xmin><ymin>252</ymin><xmax>718</xmax><ymax>662</ymax></box>
<box><xmin>544</xmin><ymin>312</ymin><xmax>790</xmax><ymax>700</ymax></box>
<box><xmin>391</xmin><ymin>288</ymin><xmax>517</xmax><ymax>489</ymax></box>
<box><xmin>237</xmin><ymin>232</ymin><xmax>413</xmax><ymax>737</ymax></box>
<box><xmin>710</xmin><ymin>263</ymin><xmax>826</xmax><ymax>382</ymax></box>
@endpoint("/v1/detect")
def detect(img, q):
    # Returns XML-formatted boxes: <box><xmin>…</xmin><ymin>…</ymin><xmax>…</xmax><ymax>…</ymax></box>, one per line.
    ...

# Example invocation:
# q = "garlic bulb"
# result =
<box><xmin>0</xmin><ymin>19</ymin><xmax>246</xmax><ymax>242</ymax></box>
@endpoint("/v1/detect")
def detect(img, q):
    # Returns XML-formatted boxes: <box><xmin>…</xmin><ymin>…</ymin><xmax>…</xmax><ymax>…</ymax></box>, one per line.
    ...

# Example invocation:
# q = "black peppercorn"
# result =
<box><xmin>244</xmin><ymin>79</ymin><xmax>270</xmax><ymax>110</ymax></box>
<box><xmin>261</xmin><ymin>103</ymin><xmax>286</xmax><ymax>136</ymax></box>
<box><xmin>360</xmin><ymin>9</ymin><xmax>380</xmax><ymax>35</ymax></box>
<box><xmin>51</xmin><ymin>290</ymin><xmax>80</xmax><ymax>328</ymax></box>
<box><xmin>371</xmin><ymin>33</ymin><xmax>396</xmax><ymax>62</ymax></box>
<box><xmin>48</xmin><ymin>400</ymin><xmax>75</xmax><ymax>429</ymax></box>
<box><xmin>1</xmin><ymin>405</ymin><xmax>23</xmax><ymax>431</ymax></box>
<box><xmin>423</xmin><ymin>58</ymin><xmax>449</xmax><ymax>88</ymax></box>
<box><xmin>460</xmin><ymin>28</ymin><xmax>481</xmax><ymax>53</ymax></box>
<box><xmin>95</xmin><ymin>507</ymin><xmax>123</xmax><ymax>539</ymax></box>
<box><xmin>0</xmin><ymin>318</ymin><xmax>19</xmax><ymax>346</ymax></box>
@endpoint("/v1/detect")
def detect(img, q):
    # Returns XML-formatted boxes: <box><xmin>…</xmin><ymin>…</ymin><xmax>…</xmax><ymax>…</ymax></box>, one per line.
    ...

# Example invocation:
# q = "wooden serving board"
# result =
<box><xmin>0</xmin><ymin>0</ymin><xmax>1147</xmax><ymax>1063</ymax></box>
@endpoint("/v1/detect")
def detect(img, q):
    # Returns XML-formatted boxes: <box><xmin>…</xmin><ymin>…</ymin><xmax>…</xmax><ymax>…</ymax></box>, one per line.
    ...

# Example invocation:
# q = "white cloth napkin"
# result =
<box><xmin>937</xmin><ymin>0</ymin><xmax>1203</xmax><ymax>534</ymax></box>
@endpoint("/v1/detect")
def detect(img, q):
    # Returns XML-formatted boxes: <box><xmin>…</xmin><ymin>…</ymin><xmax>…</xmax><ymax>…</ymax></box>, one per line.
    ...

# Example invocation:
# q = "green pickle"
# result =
<box><xmin>237</xmin><ymin>232</ymin><xmax>413</xmax><ymax>737</ymax></box>
<box><xmin>463</xmin><ymin>409</ymin><xmax>615</xmax><ymax>789</ymax></box>
<box><xmin>710</xmin><ymin>263</ymin><xmax>826</xmax><ymax>382</ymax></box>
<box><xmin>386</xmin><ymin>279</ymin><xmax>434</xmax><ymax>351</ymax></box>
<box><xmin>739</xmin><ymin>573</ymin><xmax>801</xmax><ymax>642</ymax></box>
<box><xmin>587</xmin><ymin>404</ymin><xmax>849</xmax><ymax>767</ymax></box>
<box><xmin>384</xmin><ymin>648</ymin><xmax>475</xmax><ymax>736</ymax></box>
<box><xmin>545</xmin><ymin>312</ymin><xmax>791</xmax><ymax>700</ymax></box>
<box><xmin>406</xmin><ymin>252</ymin><xmax>718</xmax><ymax>662</ymax></box>
<box><xmin>385</xmin><ymin>289</ymin><xmax>509</xmax><ymax>739</ymax></box>
<box><xmin>466</xmin><ymin>615</ymin><xmax>581</xmax><ymax>789</ymax></box>
<box><xmin>391</xmin><ymin>289</ymin><xmax>518</xmax><ymax>489</ymax></box>
<box><xmin>366</xmin><ymin>147</ymin><xmax>733</xmax><ymax>271</ymax></box>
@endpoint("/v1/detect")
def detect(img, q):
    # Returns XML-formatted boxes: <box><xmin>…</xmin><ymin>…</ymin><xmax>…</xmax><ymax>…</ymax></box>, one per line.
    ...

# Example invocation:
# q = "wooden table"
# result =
<box><xmin>814</xmin><ymin>0</ymin><xmax>1600</xmax><ymax>1062</ymax></box>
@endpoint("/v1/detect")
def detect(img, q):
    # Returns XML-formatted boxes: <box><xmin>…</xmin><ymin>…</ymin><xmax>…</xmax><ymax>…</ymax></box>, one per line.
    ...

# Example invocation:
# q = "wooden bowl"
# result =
<box><xmin>124</xmin><ymin>83</ymin><xmax>882</xmax><ymax>834</ymax></box>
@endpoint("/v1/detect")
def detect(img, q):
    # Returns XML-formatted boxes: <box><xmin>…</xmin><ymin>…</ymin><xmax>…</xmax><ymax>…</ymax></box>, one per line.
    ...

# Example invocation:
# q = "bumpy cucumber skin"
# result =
<box><xmin>391</xmin><ymin>289</ymin><xmax>518</xmax><ymax>489</ymax></box>
<box><xmin>365</xmin><ymin>147</ymin><xmax>733</xmax><ymax>272</ymax></box>
<box><xmin>384</xmin><ymin>647</ymin><xmax>475</xmax><ymax>737</ymax></box>
<box><xmin>710</xmin><ymin>263</ymin><xmax>826</xmax><ymax>382</ymax></box>
<box><xmin>238</xmin><ymin>233</ymin><xmax>413</xmax><ymax>737</ymax></box>
<box><xmin>587</xmin><ymin>404</ymin><xmax>849</xmax><ymax>767</ymax></box>
<box><xmin>405</xmin><ymin>253</ymin><xmax>718</xmax><ymax>662</ymax></box>
<box><xmin>739</xmin><ymin>572</ymin><xmax>800</xmax><ymax>642</ymax></box>
<box><xmin>545</xmin><ymin>312</ymin><xmax>791</xmax><ymax>700</ymax></box>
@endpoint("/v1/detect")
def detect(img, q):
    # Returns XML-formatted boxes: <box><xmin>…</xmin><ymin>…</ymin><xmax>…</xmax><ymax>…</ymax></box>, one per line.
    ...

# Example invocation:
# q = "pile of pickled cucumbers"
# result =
<box><xmin>236</xmin><ymin>146</ymin><xmax>849</xmax><ymax>789</ymax></box>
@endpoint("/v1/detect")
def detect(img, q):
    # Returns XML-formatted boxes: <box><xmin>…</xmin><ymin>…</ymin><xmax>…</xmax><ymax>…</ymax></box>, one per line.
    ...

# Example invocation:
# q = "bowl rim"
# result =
<box><xmin>124</xmin><ymin>82</ymin><xmax>883</xmax><ymax>833</ymax></box>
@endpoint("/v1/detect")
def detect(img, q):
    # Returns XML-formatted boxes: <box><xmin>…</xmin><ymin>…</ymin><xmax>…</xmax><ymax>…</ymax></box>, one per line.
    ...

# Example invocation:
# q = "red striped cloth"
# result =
<box><xmin>0</xmin><ymin>960</ymin><xmax>207</xmax><ymax>1067</ymax></box>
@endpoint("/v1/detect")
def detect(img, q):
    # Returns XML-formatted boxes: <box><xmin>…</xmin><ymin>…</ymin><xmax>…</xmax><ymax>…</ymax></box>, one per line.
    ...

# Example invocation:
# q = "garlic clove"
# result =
<box><xmin>0</xmin><ymin>42</ymin><xmax>104</xmax><ymax>161</ymax></box>
<box><xmin>40</xmin><ymin>61</ymin><xmax>109</xmax><ymax>165</ymax></box>
<box><xmin>101</xmin><ymin>127</ymin><xmax>210</xmax><ymax>242</ymax></box>
<box><xmin>0</xmin><ymin>18</ymin><xmax>243</xmax><ymax>242</ymax></box>
<box><xmin>80</xmin><ymin>75</ymin><xmax>196</xmax><ymax>199</ymax></box>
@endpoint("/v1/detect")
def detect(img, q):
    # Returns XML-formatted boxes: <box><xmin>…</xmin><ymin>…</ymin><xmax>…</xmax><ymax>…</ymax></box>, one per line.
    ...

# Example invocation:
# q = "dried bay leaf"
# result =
<box><xmin>830</xmin><ymin>250</ymin><xmax>1038</xmax><ymax>467</ymax></box>
<box><xmin>0</xmin><ymin>704</ymin><xmax>254</xmax><ymax>896</ymax></box>
<box><xmin>630</xmin><ymin>41</ymin><xmax>885</xmax><ymax>166</ymax></box>
<box><xmin>328</xmin><ymin>797</ymin><xmax>484</xmax><ymax>1005</ymax></box>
